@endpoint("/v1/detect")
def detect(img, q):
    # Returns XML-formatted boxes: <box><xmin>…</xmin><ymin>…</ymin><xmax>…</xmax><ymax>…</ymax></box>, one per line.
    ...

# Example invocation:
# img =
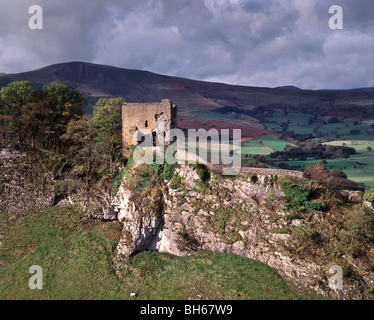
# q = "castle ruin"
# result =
<box><xmin>122</xmin><ymin>99</ymin><xmax>177</xmax><ymax>156</ymax></box>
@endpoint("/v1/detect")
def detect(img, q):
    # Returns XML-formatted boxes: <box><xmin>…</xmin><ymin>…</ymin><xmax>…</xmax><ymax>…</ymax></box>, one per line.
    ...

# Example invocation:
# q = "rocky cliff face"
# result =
<box><xmin>0</xmin><ymin>144</ymin><xmax>57</xmax><ymax>213</ymax></box>
<box><xmin>113</xmin><ymin>164</ymin><xmax>374</xmax><ymax>300</ymax></box>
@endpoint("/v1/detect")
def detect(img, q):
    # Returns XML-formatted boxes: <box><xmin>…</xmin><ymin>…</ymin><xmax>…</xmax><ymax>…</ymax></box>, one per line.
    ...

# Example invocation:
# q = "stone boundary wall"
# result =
<box><xmin>205</xmin><ymin>163</ymin><xmax>305</xmax><ymax>179</ymax></box>
<box><xmin>240</xmin><ymin>167</ymin><xmax>305</xmax><ymax>178</ymax></box>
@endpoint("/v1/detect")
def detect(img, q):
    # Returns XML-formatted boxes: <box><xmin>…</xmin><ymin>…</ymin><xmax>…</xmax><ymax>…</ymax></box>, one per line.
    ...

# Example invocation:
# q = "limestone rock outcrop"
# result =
<box><xmin>113</xmin><ymin>164</ymin><xmax>374</xmax><ymax>300</ymax></box>
<box><xmin>0</xmin><ymin>144</ymin><xmax>57</xmax><ymax>213</ymax></box>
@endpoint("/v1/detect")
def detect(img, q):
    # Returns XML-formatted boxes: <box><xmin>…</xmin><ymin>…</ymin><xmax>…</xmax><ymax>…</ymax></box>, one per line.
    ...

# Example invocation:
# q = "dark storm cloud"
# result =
<box><xmin>0</xmin><ymin>0</ymin><xmax>372</xmax><ymax>89</ymax></box>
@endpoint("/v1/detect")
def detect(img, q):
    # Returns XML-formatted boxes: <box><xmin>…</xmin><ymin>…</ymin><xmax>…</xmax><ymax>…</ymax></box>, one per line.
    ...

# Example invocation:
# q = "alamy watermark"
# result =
<box><xmin>28</xmin><ymin>5</ymin><xmax>43</xmax><ymax>30</ymax></box>
<box><xmin>132</xmin><ymin>126</ymin><xmax>242</xmax><ymax>175</ymax></box>
<box><xmin>329</xmin><ymin>5</ymin><xmax>343</xmax><ymax>30</ymax></box>
<box><xmin>28</xmin><ymin>4</ymin><xmax>342</xmax><ymax>31</ymax></box>
<box><xmin>28</xmin><ymin>265</ymin><xmax>43</xmax><ymax>290</ymax></box>
<box><xmin>328</xmin><ymin>265</ymin><xmax>343</xmax><ymax>291</ymax></box>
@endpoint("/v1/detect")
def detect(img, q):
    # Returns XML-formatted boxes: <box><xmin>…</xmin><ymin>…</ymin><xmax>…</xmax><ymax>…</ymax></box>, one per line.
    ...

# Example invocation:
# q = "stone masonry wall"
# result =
<box><xmin>122</xmin><ymin>99</ymin><xmax>177</xmax><ymax>156</ymax></box>
<box><xmin>205</xmin><ymin>163</ymin><xmax>305</xmax><ymax>179</ymax></box>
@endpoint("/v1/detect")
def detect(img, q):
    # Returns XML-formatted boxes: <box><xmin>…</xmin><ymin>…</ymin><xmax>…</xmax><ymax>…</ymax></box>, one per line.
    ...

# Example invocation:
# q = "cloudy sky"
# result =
<box><xmin>0</xmin><ymin>0</ymin><xmax>373</xmax><ymax>89</ymax></box>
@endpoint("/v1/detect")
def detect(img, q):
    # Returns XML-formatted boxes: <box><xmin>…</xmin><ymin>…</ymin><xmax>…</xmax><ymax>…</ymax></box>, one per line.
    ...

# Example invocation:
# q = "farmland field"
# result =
<box><xmin>241</xmin><ymin>135</ymin><xmax>294</xmax><ymax>156</ymax></box>
<box><xmin>274</xmin><ymin>156</ymin><xmax>374</xmax><ymax>188</ymax></box>
<box><xmin>264</xmin><ymin>112</ymin><xmax>318</xmax><ymax>134</ymax></box>
<box><xmin>325</xmin><ymin>140</ymin><xmax>374</xmax><ymax>154</ymax></box>
<box><xmin>264</xmin><ymin>112</ymin><xmax>374</xmax><ymax>140</ymax></box>
<box><xmin>183</xmin><ymin>109</ymin><xmax>374</xmax><ymax>187</ymax></box>
<box><xmin>191</xmin><ymin>111</ymin><xmax>264</xmax><ymax>128</ymax></box>
<box><xmin>317</xmin><ymin>122</ymin><xmax>373</xmax><ymax>141</ymax></box>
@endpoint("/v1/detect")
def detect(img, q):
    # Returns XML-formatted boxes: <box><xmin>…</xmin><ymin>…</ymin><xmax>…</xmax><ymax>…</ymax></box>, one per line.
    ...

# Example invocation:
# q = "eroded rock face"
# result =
<box><xmin>113</xmin><ymin>165</ymin><xmax>374</xmax><ymax>300</ymax></box>
<box><xmin>117</xmin><ymin>214</ymin><xmax>163</xmax><ymax>257</ymax></box>
<box><xmin>114</xmin><ymin>177</ymin><xmax>165</xmax><ymax>257</ymax></box>
<box><xmin>0</xmin><ymin>144</ymin><xmax>56</xmax><ymax>213</ymax></box>
<box><xmin>0</xmin><ymin>144</ymin><xmax>25</xmax><ymax>160</ymax></box>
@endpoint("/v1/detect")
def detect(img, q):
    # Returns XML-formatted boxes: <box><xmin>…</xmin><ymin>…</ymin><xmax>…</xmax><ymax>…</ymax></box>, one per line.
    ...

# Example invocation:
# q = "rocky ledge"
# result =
<box><xmin>112</xmin><ymin>164</ymin><xmax>374</xmax><ymax>300</ymax></box>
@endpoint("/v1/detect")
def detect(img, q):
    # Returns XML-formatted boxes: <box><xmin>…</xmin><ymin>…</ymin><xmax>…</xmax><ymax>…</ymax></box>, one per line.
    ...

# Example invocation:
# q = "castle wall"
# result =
<box><xmin>122</xmin><ymin>99</ymin><xmax>177</xmax><ymax>156</ymax></box>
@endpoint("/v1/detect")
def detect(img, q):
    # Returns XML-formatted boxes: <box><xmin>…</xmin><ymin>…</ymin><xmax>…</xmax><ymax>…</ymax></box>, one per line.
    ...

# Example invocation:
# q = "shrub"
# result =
<box><xmin>192</xmin><ymin>163</ymin><xmax>210</xmax><ymax>183</ymax></box>
<box><xmin>111</xmin><ymin>167</ymin><xmax>126</xmax><ymax>196</ymax></box>
<box><xmin>150</xmin><ymin>162</ymin><xmax>164</xmax><ymax>176</ymax></box>
<box><xmin>111</xmin><ymin>147</ymin><xmax>135</xmax><ymax>196</ymax></box>
<box><xmin>304</xmin><ymin>201</ymin><xmax>327</xmax><ymax>211</ymax></box>
<box><xmin>162</xmin><ymin>163</ymin><xmax>177</xmax><ymax>181</ymax></box>
<box><xmin>250</xmin><ymin>174</ymin><xmax>258</xmax><ymax>183</ymax></box>
<box><xmin>169</xmin><ymin>173</ymin><xmax>182</xmax><ymax>190</ymax></box>
<box><xmin>286</xmin><ymin>212</ymin><xmax>304</xmax><ymax>221</ymax></box>
<box><xmin>330</xmin><ymin>170</ymin><xmax>347</xmax><ymax>179</ymax></box>
<box><xmin>279</xmin><ymin>181</ymin><xmax>313</xmax><ymax>208</ymax></box>
<box><xmin>55</xmin><ymin>179</ymin><xmax>80</xmax><ymax>197</ymax></box>
<box><xmin>134</xmin><ymin>164</ymin><xmax>154</xmax><ymax>193</ymax></box>
<box><xmin>364</xmin><ymin>188</ymin><xmax>374</xmax><ymax>206</ymax></box>
<box><xmin>245</xmin><ymin>160</ymin><xmax>268</xmax><ymax>168</ymax></box>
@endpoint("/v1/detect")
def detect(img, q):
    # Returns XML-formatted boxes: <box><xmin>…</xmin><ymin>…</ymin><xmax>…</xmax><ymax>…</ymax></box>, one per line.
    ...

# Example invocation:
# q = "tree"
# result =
<box><xmin>330</xmin><ymin>170</ymin><xmax>347</xmax><ymax>179</ymax></box>
<box><xmin>61</xmin><ymin>117</ymin><xmax>99</xmax><ymax>192</ymax></box>
<box><xmin>304</xmin><ymin>162</ymin><xmax>330</xmax><ymax>185</ymax></box>
<box><xmin>367</xmin><ymin>146</ymin><xmax>373</xmax><ymax>153</ymax></box>
<box><xmin>90</xmin><ymin>97</ymin><xmax>125</xmax><ymax>178</ymax></box>
<box><xmin>0</xmin><ymin>101</ymin><xmax>14</xmax><ymax>140</ymax></box>
<box><xmin>20</xmin><ymin>90</ymin><xmax>55</xmax><ymax>147</ymax></box>
<box><xmin>328</xmin><ymin>117</ymin><xmax>340</xmax><ymax>124</ymax></box>
<box><xmin>43</xmin><ymin>81</ymin><xmax>85</xmax><ymax>109</ymax></box>
<box><xmin>42</xmin><ymin>81</ymin><xmax>85</xmax><ymax>151</ymax></box>
<box><xmin>304</xmin><ymin>162</ymin><xmax>362</xmax><ymax>194</ymax></box>
<box><xmin>0</xmin><ymin>80</ymin><xmax>33</xmax><ymax>142</ymax></box>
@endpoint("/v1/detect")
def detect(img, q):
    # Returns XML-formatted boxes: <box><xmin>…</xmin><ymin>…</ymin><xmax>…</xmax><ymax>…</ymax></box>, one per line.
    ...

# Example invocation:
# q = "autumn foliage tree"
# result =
<box><xmin>0</xmin><ymin>80</ymin><xmax>128</xmax><ymax>194</ymax></box>
<box><xmin>0</xmin><ymin>80</ymin><xmax>33</xmax><ymax>142</ymax></box>
<box><xmin>90</xmin><ymin>97</ymin><xmax>125</xmax><ymax>178</ymax></box>
<box><xmin>305</xmin><ymin>162</ymin><xmax>363</xmax><ymax>194</ymax></box>
<box><xmin>20</xmin><ymin>90</ymin><xmax>54</xmax><ymax>147</ymax></box>
<box><xmin>42</xmin><ymin>81</ymin><xmax>85</xmax><ymax>151</ymax></box>
<box><xmin>0</xmin><ymin>80</ymin><xmax>85</xmax><ymax>150</ymax></box>
<box><xmin>61</xmin><ymin>117</ymin><xmax>99</xmax><ymax>191</ymax></box>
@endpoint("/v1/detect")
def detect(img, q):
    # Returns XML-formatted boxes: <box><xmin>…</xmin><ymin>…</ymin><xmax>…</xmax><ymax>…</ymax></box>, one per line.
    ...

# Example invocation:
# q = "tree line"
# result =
<box><xmin>269</xmin><ymin>142</ymin><xmax>356</xmax><ymax>161</ymax></box>
<box><xmin>0</xmin><ymin>80</ymin><xmax>125</xmax><ymax>190</ymax></box>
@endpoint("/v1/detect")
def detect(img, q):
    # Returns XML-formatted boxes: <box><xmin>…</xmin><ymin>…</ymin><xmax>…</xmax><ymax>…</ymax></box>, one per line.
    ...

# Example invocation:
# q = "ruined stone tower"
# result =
<box><xmin>122</xmin><ymin>99</ymin><xmax>177</xmax><ymax>156</ymax></box>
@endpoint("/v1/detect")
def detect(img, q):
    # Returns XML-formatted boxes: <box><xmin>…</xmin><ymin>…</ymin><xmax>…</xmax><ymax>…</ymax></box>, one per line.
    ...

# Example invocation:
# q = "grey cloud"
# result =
<box><xmin>0</xmin><ymin>0</ymin><xmax>372</xmax><ymax>89</ymax></box>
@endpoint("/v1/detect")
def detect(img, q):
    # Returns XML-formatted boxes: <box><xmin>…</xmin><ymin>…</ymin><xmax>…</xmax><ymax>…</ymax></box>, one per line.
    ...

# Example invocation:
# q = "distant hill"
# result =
<box><xmin>343</xmin><ymin>87</ymin><xmax>374</xmax><ymax>92</ymax></box>
<box><xmin>1</xmin><ymin>61</ymin><xmax>373</xmax><ymax>119</ymax></box>
<box><xmin>274</xmin><ymin>85</ymin><xmax>301</xmax><ymax>90</ymax></box>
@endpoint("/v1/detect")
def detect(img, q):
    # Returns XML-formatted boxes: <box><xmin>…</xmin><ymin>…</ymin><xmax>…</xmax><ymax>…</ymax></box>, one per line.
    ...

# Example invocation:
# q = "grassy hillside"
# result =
<box><xmin>241</xmin><ymin>135</ymin><xmax>295</xmax><ymax>156</ymax></box>
<box><xmin>0</xmin><ymin>206</ymin><xmax>320</xmax><ymax>300</ymax></box>
<box><xmin>2</xmin><ymin>62</ymin><xmax>373</xmax><ymax>117</ymax></box>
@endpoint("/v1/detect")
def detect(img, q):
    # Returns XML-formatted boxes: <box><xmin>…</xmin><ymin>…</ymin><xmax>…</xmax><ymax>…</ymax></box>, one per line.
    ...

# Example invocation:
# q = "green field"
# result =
<box><xmin>193</xmin><ymin>110</ymin><xmax>374</xmax><ymax>186</ymax></box>
<box><xmin>275</xmin><ymin>156</ymin><xmax>374</xmax><ymax>188</ymax></box>
<box><xmin>260</xmin><ymin>113</ymin><xmax>374</xmax><ymax>187</ymax></box>
<box><xmin>264</xmin><ymin>112</ymin><xmax>374</xmax><ymax>140</ymax></box>
<box><xmin>317</xmin><ymin>122</ymin><xmax>373</xmax><ymax>141</ymax></box>
<box><xmin>325</xmin><ymin>140</ymin><xmax>374</xmax><ymax>155</ymax></box>
<box><xmin>0</xmin><ymin>206</ymin><xmax>320</xmax><ymax>300</ymax></box>
<box><xmin>242</xmin><ymin>135</ymin><xmax>294</xmax><ymax>156</ymax></box>
<box><xmin>191</xmin><ymin>111</ymin><xmax>264</xmax><ymax>128</ymax></box>
<box><xmin>272</xmin><ymin>137</ymin><xmax>374</xmax><ymax>187</ymax></box>
<box><xmin>264</xmin><ymin>112</ymin><xmax>319</xmax><ymax>134</ymax></box>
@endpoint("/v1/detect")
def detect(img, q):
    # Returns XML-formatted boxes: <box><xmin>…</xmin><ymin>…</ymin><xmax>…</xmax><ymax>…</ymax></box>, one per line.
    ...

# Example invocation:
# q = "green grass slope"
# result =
<box><xmin>0</xmin><ymin>206</ymin><xmax>320</xmax><ymax>300</ymax></box>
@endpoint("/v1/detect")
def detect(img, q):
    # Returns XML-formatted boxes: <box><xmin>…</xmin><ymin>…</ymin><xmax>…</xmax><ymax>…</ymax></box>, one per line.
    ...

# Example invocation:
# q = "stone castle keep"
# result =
<box><xmin>122</xmin><ymin>99</ymin><xmax>177</xmax><ymax>156</ymax></box>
